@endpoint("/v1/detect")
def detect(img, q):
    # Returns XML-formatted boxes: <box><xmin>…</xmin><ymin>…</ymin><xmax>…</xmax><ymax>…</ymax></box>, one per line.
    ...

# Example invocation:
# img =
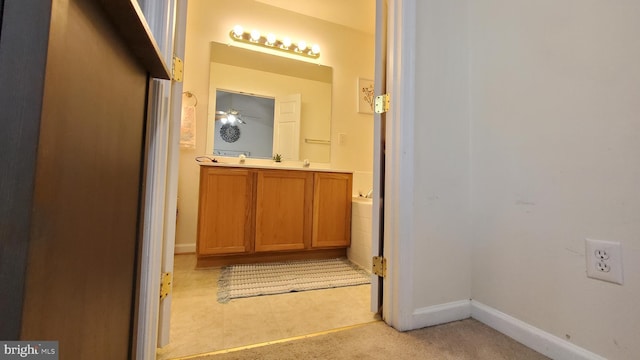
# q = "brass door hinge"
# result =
<box><xmin>160</xmin><ymin>272</ymin><xmax>173</xmax><ymax>300</ymax></box>
<box><xmin>374</xmin><ymin>94</ymin><xmax>390</xmax><ymax>114</ymax></box>
<box><xmin>172</xmin><ymin>56</ymin><xmax>183</xmax><ymax>82</ymax></box>
<box><xmin>372</xmin><ymin>256</ymin><xmax>387</xmax><ymax>277</ymax></box>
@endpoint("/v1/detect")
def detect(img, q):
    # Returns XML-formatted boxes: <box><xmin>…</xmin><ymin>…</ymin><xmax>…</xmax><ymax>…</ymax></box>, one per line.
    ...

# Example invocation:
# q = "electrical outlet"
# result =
<box><xmin>595</xmin><ymin>261</ymin><xmax>610</xmax><ymax>273</ymax></box>
<box><xmin>594</xmin><ymin>249</ymin><xmax>609</xmax><ymax>260</ymax></box>
<box><xmin>585</xmin><ymin>238</ymin><xmax>623</xmax><ymax>285</ymax></box>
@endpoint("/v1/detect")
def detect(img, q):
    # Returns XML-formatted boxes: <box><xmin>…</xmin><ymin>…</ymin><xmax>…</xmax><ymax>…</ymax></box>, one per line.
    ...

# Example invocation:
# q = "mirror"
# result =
<box><xmin>207</xmin><ymin>42</ymin><xmax>332</xmax><ymax>162</ymax></box>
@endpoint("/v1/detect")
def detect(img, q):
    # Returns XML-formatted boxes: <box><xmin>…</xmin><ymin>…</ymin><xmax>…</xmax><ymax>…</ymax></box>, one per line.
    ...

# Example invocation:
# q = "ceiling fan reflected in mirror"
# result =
<box><xmin>215</xmin><ymin>109</ymin><xmax>247</xmax><ymax>125</ymax></box>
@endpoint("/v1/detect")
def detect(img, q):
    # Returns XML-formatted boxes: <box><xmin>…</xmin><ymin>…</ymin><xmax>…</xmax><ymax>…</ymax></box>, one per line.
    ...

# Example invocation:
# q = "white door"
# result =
<box><xmin>156</xmin><ymin>0</ymin><xmax>188</xmax><ymax>348</ymax></box>
<box><xmin>135</xmin><ymin>0</ymin><xmax>186</xmax><ymax>357</ymax></box>
<box><xmin>273</xmin><ymin>94</ymin><xmax>301</xmax><ymax>160</ymax></box>
<box><xmin>371</xmin><ymin>0</ymin><xmax>388</xmax><ymax>314</ymax></box>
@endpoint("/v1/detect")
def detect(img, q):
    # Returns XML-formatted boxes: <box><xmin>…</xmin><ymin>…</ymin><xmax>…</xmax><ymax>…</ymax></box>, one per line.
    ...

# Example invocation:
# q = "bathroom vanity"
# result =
<box><xmin>196</xmin><ymin>163</ymin><xmax>353</xmax><ymax>267</ymax></box>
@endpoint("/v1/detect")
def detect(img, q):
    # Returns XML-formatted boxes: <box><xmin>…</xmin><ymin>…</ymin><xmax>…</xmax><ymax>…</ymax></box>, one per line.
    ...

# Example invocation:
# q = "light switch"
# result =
<box><xmin>338</xmin><ymin>133</ymin><xmax>346</xmax><ymax>145</ymax></box>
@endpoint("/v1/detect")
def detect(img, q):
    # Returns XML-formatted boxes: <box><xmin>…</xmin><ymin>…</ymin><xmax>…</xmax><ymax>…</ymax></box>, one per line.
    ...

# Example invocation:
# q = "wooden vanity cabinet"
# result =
<box><xmin>197</xmin><ymin>165</ymin><xmax>352</xmax><ymax>267</ymax></box>
<box><xmin>255</xmin><ymin>170</ymin><xmax>313</xmax><ymax>252</ymax></box>
<box><xmin>312</xmin><ymin>172</ymin><xmax>353</xmax><ymax>248</ymax></box>
<box><xmin>197</xmin><ymin>167</ymin><xmax>255</xmax><ymax>255</ymax></box>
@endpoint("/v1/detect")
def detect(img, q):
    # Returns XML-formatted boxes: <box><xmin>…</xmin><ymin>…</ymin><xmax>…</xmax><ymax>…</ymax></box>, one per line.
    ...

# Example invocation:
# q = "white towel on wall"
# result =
<box><xmin>180</xmin><ymin>105</ymin><xmax>196</xmax><ymax>149</ymax></box>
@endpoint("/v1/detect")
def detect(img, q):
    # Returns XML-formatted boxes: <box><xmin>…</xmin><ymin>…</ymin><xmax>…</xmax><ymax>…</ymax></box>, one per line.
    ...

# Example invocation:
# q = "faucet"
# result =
<box><xmin>365</xmin><ymin>188</ymin><xmax>373</xmax><ymax>198</ymax></box>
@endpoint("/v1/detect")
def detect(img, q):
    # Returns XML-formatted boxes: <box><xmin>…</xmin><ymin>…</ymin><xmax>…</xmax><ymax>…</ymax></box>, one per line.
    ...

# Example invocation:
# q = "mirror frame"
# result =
<box><xmin>206</xmin><ymin>42</ymin><xmax>333</xmax><ymax>162</ymax></box>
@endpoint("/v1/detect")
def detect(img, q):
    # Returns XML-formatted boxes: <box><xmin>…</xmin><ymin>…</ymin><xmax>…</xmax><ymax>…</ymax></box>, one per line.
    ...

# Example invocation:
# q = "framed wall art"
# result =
<box><xmin>357</xmin><ymin>78</ymin><xmax>375</xmax><ymax>114</ymax></box>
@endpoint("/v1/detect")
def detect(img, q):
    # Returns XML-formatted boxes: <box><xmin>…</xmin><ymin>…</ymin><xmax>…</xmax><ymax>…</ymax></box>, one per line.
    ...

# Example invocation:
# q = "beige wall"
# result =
<box><xmin>412</xmin><ymin>0</ymin><xmax>472</xmax><ymax>309</ymax></box>
<box><xmin>410</xmin><ymin>1</ymin><xmax>639</xmax><ymax>358</ymax></box>
<box><xmin>468</xmin><ymin>1</ymin><xmax>640</xmax><ymax>358</ymax></box>
<box><xmin>176</xmin><ymin>0</ymin><xmax>375</xmax><ymax>249</ymax></box>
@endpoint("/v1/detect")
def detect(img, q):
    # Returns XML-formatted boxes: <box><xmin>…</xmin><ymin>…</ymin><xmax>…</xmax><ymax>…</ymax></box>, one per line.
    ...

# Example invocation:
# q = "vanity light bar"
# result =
<box><xmin>229</xmin><ymin>25</ymin><xmax>320</xmax><ymax>59</ymax></box>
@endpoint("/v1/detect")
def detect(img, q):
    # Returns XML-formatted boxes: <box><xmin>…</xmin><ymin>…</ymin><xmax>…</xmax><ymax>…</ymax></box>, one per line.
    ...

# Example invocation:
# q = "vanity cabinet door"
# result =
<box><xmin>197</xmin><ymin>167</ymin><xmax>254</xmax><ymax>255</ymax></box>
<box><xmin>255</xmin><ymin>170</ymin><xmax>313</xmax><ymax>252</ymax></box>
<box><xmin>312</xmin><ymin>172</ymin><xmax>353</xmax><ymax>248</ymax></box>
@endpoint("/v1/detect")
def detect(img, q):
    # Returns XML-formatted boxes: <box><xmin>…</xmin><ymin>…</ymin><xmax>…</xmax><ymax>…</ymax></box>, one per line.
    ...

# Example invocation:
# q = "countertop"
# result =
<box><xmin>196</xmin><ymin>156</ymin><xmax>353</xmax><ymax>174</ymax></box>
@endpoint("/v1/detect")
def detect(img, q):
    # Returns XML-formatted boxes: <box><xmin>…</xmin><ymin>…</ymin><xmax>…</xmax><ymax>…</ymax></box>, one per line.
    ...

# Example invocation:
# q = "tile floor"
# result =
<box><xmin>156</xmin><ymin>254</ymin><xmax>379</xmax><ymax>360</ymax></box>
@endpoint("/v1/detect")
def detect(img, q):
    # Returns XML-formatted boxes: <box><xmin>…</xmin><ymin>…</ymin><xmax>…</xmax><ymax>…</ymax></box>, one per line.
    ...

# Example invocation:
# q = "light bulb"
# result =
<box><xmin>311</xmin><ymin>44</ymin><xmax>320</xmax><ymax>55</ymax></box>
<box><xmin>266</xmin><ymin>33</ymin><xmax>276</xmax><ymax>45</ymax></box>
<box><xmin>297</xmin><ymin>41</ymin><xmax>307</xmax><ymax>52</ymax></box>
<box><xmin>250</xmin><ymin>29</ymin><xmax>260</xmax><ymax>42</ymax></box>
<box><xmin>281</xmin><ymin>37</ymin><xmax>292</xmax><ymax>49</ymax></box>
<box><xmin>232</xmin><ymin>25</ymin><xmax>243</xmax><ymax>38</ymax></box>
<box><xmin>221</xmin><ymin>117</ymin><xmax>228</xmax><ymax>124</ymax></box>
<box><xmin>227</xmin><ymin>114</ymin><xmax>236</xmax><ymax>124</ymax></box>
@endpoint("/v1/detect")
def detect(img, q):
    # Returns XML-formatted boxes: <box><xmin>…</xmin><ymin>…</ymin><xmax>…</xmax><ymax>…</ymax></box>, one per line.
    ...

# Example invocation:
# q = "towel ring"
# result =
<box><xmin>183</xmin><ymin>91</ymin><xmax>198</xmax><ymax>107</ymax></box>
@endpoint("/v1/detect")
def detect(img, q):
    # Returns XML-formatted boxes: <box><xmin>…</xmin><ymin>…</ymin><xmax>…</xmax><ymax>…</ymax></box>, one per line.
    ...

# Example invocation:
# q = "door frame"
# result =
<box><xmin>135</xmin><ymin>0</ymin><xmax>182</xmax><ymax>358</ymax></box>
<box><xmin>138</xmin><ymin>0</ymin><xmax>418</xmax><ymax>352</ymax></box>
<box><xmin>379</xmin><ymin>0</ymin><xmax>416</xmax><ymax>331</ymax></box>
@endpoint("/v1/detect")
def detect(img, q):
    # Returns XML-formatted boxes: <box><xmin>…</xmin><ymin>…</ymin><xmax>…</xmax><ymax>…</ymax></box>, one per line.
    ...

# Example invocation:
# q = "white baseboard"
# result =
<box><xmin>471</xmin><ymin>301</ymin><xmax>606</xmax><ymax>360</ymax></box>
<box><xmin>174</xmin><ymin>243</ymin><xmax>195</xmax><ymax>254</ymax></box>
<box><xmin>411</xmin><ymin>299</ymin><xmax>472</xmax><ymax>329</ymax></box>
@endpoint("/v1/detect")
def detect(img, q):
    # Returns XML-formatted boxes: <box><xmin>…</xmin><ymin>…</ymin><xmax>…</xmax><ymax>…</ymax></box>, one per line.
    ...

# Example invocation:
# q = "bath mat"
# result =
<box><xmin>217</xmin><ymin>258</ymin><xmax>370</xmax><ymax>303</ymax></box>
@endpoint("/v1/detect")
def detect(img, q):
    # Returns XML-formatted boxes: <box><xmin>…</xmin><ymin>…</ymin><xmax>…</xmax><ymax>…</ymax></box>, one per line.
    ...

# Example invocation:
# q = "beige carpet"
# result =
<box><xmin>184</xmin><ymin>319</ymin><xmax>549</xmax><ymax>360</ymax></box>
